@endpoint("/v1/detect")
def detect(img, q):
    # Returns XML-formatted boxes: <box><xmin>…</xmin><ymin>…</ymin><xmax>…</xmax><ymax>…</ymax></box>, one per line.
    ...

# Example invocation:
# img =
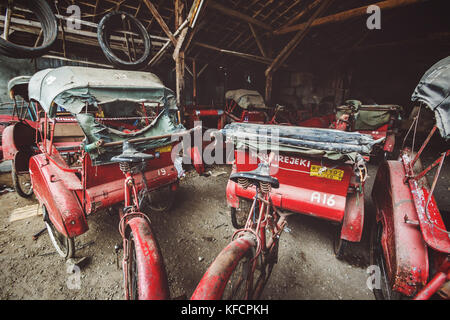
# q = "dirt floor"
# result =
<box><xmin>0</xmin><ymin>146</ymin><xmax>447</xmax><ymax>300</ymax></box>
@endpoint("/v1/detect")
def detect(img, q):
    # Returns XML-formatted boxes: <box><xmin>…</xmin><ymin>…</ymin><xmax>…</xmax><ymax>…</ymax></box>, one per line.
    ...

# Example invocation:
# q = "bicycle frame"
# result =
<box><xmin>233</xmin><ymin>187</ymin><xmax>287</xmax><ymax>299</ymax></box>
<box><xmin>192</xmin><ymin>180</ymin><xmax>287</xmax><ymax>300</ymax></box>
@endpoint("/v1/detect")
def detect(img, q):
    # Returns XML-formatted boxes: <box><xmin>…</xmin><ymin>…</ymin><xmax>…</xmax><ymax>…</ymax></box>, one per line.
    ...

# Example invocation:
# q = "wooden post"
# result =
<box><xmin>265</xmin><ymin>73</ymin><xmax>273</xmax><ymax>105</ymax></box>
<box><xmin>175</xmin><ymin>51</ymin><xmax>185</xmax><ymax>108</ymax></box>
<box><xmin>173</xmin><ymin>1</ymin><xmax>186</xmax><ymax>112</ymax></box>
<box><xmin>193</xmin><ymin>59</ymin><xmax>197</xmax><ymax>106</ymax></box>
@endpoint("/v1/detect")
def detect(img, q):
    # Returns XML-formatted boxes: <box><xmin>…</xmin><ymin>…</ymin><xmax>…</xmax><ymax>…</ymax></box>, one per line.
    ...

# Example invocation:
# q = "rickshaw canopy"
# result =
<box><xmin>27</xmin><ymin>66</ymin><xmax>183</xmax><ymax>165</ymax></box>
<box><xmin>412</xmin><ymin>56</ymin><xmax>450</xmax><ymax>140</ymax></box>
<box><xmin>8</xmin><ymin>76</ymin><xmax>31</xmax><ymax>101</ymax></box>
<box><xmin>28</xmin><ymin>66</ymin><xmax>177</xmax><ymax>117</ymax></box>
<box><xmin>225</xmin><ymin>89</ymin><xmax>268</xmax><ymax>110</ymax></box>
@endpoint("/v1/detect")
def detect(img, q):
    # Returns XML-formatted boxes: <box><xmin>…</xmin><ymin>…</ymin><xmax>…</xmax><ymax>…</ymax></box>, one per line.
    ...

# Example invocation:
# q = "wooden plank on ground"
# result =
<box><xmin>9</xmin><ymin>204</ymin><xmax>42</xmax><ymax>222</ymax></box>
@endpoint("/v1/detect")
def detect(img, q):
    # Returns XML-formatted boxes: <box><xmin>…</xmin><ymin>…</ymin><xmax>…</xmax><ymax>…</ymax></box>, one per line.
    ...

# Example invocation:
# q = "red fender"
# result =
<box><xmin>191</xmin><ymin>236</ymin><xmax>256</xmax><ymax>300</ymax></box>
<box><xmin>29</xmin><ymin>154</ymin><xmax>88</xmax><ymax>238</ymax></box>
<box><xmin>126</xmin><ymin>217</ymin><xmax>169</xmax><ymax>300</ymax></box>
<box><xmin>372</xmin><ymin>160</ymin><xmax>429</xmax><ymax>296</ymax></box>
<box><xmin>187</xmin><ymin>145</ymin><xmax>204</xmax><ymax>175</ymax></box>
<box><xmin>1</xmin><ymin>122</ymin><xmax>36</xmax><ymax>160</ymax></box>
<box><xmin>340</xmin><ymin>191</ymin><xmax>364</xmax><ymax>242</ymax></box>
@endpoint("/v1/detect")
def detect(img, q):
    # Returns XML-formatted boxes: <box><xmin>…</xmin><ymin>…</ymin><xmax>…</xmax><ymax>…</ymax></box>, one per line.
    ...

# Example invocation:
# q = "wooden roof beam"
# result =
<box><xmin>277</xmin><ymin>0</ymin><xmax>321</xmax><ymax>31</ymax></box>
<box><xmin>248</xmin><ymin>22</ymin><xmax>267</xmax><ymax>58</ymax></box>
<box><xmin>265</xmin><ymin>0</ymin><xmax>332</xmax><ymax>102</ymax></box>
<box><xmin>275</xmin><ymin>0</ymin><xmax>428</xmax><ymax>35</ymax></box>
<box><xmin>142</xmin><ymin>0</ymin><xmax>177</xmax><ymax>45</ymax></box>
<box><xmin>208</xmin><ymin>0</ymin><xmax>273</xmax><ymax>32</ymax></box>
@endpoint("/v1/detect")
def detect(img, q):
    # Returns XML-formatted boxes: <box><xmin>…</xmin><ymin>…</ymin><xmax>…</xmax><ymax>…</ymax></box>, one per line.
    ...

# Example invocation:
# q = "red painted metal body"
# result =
<box><xmin>372</xmin><ymin>160</ymin><xmax>429</xmax><ymax>296</ymax></box>
<box><xmin>224</xmin><ymin>100</ymin><xmax>267</xmax><ymax>124</ymax></box>
<box><xmin>1</xmin><ymin>120</ymin><xmax>37</xmax><ymax>161</ymax></box>
<box><xmin>29</xmin><ymin>152</ymin><xmax>88</xmax><ymax>237</ymax></box>
<box><xmin>295</xmin><ymin>112</ymin><xmax>398</xmax><ymax>156</ymax></box>
<box><xmin>184</xmin><ymin>104</ymin><xmax>226</xmax><ymax>130</ymax></box>
<box><xmin>191</xmin><ymin>236</ymin><xmax>256</xmax><ymax>300</ymax></box>
<box><xmin>28</xmin><ymin>110</ymin><xmax>179</xmax><ymax>239</ymax></box>
<box><xmin>227</xmin><ymin>149</ymin><xmax>364</xmax><ymax>242</ymax></box>
<box><xmin>372</xmin><ymin>147</ymin><xmax>450</xmax><ymax>298</ymax></box>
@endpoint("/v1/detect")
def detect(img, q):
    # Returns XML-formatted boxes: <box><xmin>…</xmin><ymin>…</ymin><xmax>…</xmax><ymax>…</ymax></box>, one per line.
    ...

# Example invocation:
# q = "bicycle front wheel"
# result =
<box><xmin>191</xmin><ymin>235</ymin><xmax>276</xmax><ymax>300</ymax></box>
<box><xmin>124</xmin><ymin>217</ymin><xmax>169</xmax><ymax>300</ymax></box>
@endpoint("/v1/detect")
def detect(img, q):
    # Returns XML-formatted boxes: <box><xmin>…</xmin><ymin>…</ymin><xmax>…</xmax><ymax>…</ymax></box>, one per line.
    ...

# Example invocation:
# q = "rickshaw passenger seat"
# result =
<box><xmin>230</xmin><ymin>163</ymin><xmax>279</xmax><ymax>189</ymax></box>
<box><xmin>111</xmin><ymin>140</ymin><xmax>159</xmax><ymax>163</ymax></box>
<box><xmin>52</xmin><ymin>122</ymin><xmax>85</xmax><ymax>143</ymax></box>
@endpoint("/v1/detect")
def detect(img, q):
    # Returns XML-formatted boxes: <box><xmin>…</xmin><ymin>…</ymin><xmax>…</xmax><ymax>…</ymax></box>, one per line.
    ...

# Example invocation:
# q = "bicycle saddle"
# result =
<box><xmin>111</xmin><ymin>140</ymin><xmax>159</xmax><ymax>163</ymax></box>
<box><xmin>230</xmin><ymin>163</ymin><xmax>279</xmax><ymax>189</ymax></box>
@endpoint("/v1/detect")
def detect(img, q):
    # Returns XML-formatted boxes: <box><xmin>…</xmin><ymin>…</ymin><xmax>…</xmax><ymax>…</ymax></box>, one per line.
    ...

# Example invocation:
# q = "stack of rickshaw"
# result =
<box><xmin>1</xmin><ymin>56</ymin><xmax>449</xmax><ymax>300</ymax></box>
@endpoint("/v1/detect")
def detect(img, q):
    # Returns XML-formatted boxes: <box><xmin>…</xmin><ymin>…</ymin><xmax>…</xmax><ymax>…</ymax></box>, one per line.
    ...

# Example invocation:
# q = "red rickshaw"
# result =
<box><xmin>20</xmin><ymin>66</ymin><xmax>194</xmax><ymax>299</ymax></box>
<box><xmin>220</xmin><ymin>121</ymin><xmax>384</xmax><ymax>259</ymax></box>
<box><xmin>370</xmin><ymin>56</ymin><xmax>450</xmax><ymax>300</ymax></box>
<box><xmin>269</xmin><ymin>101</ymin><xmax>402</xmax><ymax>159</ymax></box>
<box><xmin>1</xmin><ymin>76</ymin><xmax>38</xmax><ymax>197</ymax></box>
<box><xmin>224</xmin><ymin>89</ymin><xmax>269</xmax><ymax>124</ymax></box>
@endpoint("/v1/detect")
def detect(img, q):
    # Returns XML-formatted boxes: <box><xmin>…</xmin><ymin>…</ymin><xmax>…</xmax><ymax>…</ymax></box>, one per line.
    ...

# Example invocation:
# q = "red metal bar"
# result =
<box><xmin>414</xmin><ymin>150</ymin><xmax>450</xmax><ymax>181</ymax></box>
<box><xmin>413</xmin><ymin>272</ymin><xmax>448</xmax><ymax>300</ymax></box>
<box><xmin>410</xmin><ymin>126</ymin><xmax>437</xmax><ymax>170</ymax></box>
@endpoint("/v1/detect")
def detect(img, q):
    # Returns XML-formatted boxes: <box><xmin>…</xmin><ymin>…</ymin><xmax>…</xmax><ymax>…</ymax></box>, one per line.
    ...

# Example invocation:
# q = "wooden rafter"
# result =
<box><xmin>265</xmin><ymin>0</ymin><xmax>333</xmax><ymax>102</ymax></box>
<box><xmin>142</xmin><ymin>0</ymin><xmax>177</xmax><ymax>45</ymax></box>
<box><xmin>248</xmin><ymin>22</ymin><xmax>267</xmax><ymax>58</ymax></box>
<box><xmin>278</xmin><ymin>0</ymin><xmax>321</xmax><ymax>31</ymax></box>
<box><xmin>275</xmin><ymin>0</ymin><xmax>427</xmax><ymax>35</ymax></box>
<box><xmin>208</xmin><ymin>0</ymin><xmax>273</xmax><ymax>32</ymax></box>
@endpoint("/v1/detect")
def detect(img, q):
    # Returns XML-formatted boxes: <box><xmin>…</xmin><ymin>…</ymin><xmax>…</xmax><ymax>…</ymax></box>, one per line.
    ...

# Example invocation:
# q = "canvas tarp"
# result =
<box><xmin>337</xmin><ymin>100</ymin><xmax>392</xmax><ymax>130</ymax></box>
<box><xmin>221</xmin><ymin>122</ymin><xmax>383</xmax><ymax>162</ymax></box>
<box><xmin>411</xmin><ymin>56</ymin><xmax>450</xmax><ymax>140</ymax></box>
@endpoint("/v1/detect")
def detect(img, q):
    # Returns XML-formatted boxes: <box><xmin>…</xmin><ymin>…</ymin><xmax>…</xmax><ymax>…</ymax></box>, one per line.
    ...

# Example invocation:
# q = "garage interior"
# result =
<box><xmin>0</xmin><ymin>0</ymin><xmax>449</xmax><ymax>300</ymax></box>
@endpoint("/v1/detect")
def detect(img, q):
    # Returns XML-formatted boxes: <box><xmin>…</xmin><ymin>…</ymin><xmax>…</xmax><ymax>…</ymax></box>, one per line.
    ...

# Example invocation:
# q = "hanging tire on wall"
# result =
<box><xmin>0</xmin><ymin>0</ymin><xmax>58</xmax><ymax>58</ymax></box>
<box><xmin>97</xmin><ymin>11</ymin><xmax>152</xmax><ymax>70</ymax></box>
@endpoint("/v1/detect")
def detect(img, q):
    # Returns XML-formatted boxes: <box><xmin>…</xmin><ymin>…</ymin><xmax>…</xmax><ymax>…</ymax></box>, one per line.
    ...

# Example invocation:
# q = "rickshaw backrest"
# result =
<box><xmin>53</xmin><ymin>122</ymin><xmax>85</xmax><ymax>143</ymax></box>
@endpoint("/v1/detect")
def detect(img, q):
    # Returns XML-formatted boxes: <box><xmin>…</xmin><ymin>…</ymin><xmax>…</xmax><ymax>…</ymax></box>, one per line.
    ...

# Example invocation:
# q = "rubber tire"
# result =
<box><xmin>221</xmin><ymin>243</ymin><xmax>276</xmax><ymax>300</ymax></box>
<box><xmin>222</xmin><ymin>248</ymin><xmax>255</xmax><ymax>300</ymax></box>
<box><xmin>369</xmin><ymin>221</ymin><xmax>407</xmax><ymax>300</ymax></box>
<box><xmin>11</xmin><ymin>163</ymin><xmax>33</xmax><ymax>198</ymax></box>
<box><xmin>125</xmin><ymin>231</ymin><xmax>139</xmax><ymax>300</ymax></box>
<box><xmin>97</xmin><ymin>11</ymin><xmax>152</xmax><ymax>70</ymax></box>
<box><xmin>230</xmin><ymin>207</ymin><xmax>245</xmax><ymax>229</ymax></box>
<box><xmin>230</xmin><ymin>199</ymin><xmax>254</xmax><ymax>229</ymax></box>
<box><xmin>43</xmin><ymin>206</ymin><xmax>75</xmax><ymax>259</ymax></box>
<box><xmin>146</xmin><ymin>187</ymin><xmax>175</xmax><ymax>213</ymax></box>
<box><xmin>333</xmin><ymin>226</ymin><xmax>349</xmax><ymax>260</ymax></box>
<box><xmin>0</xmin><ymin>0</ymin><xmax>58</xmax><ymax>58</ymax></box>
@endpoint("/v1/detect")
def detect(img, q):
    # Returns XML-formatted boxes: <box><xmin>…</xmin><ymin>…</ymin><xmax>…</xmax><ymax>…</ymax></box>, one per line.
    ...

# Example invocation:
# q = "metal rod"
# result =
<box><xmin>101</xmin><ymin>126</ymin><xmax>201</xmax><ymax>148</ymax></box>
<box><xmin>2</xmin><ymin>3</ymin><xmax>12</xmax><ymax>40</ymax></box>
